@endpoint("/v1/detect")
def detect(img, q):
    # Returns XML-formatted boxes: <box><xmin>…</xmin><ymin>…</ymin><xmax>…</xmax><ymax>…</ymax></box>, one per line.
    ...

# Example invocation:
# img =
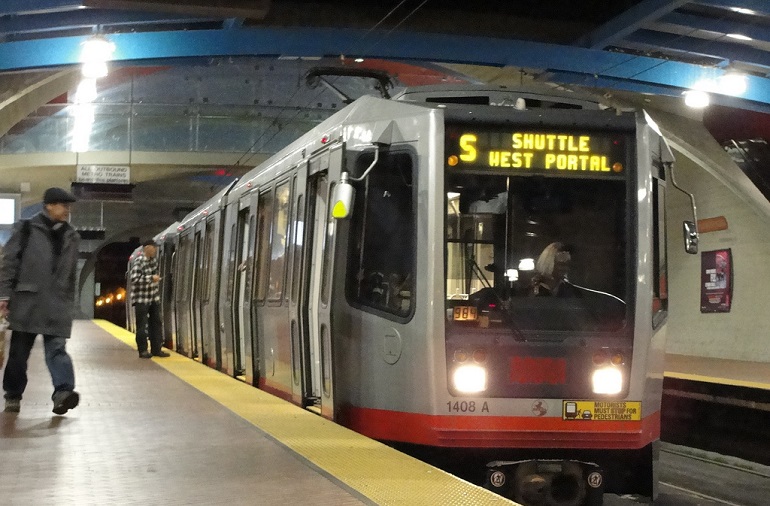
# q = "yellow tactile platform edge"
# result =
<box><xmin>93</xmin><ymin>320</ymin><xmax>514</xmax><ymax>505</ymax></box>
<box><xmin>664</xmin><ymin>371</ymin><xmax>770</xmax><ymax>391</ymax></box>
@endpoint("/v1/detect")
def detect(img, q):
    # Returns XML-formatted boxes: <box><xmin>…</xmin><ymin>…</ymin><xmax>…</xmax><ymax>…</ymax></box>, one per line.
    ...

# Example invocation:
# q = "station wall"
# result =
<box><xmin>656</xmin><ymin>110</ymin><xmax>770</xmax><ymax>363</ymax></box>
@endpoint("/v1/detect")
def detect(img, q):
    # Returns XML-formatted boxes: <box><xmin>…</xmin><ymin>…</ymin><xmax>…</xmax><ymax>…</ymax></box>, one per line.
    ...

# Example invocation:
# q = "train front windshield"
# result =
<box><xmin>444</xmin><ymin>125</ymin><xmax>630</xmax><ymax>335</ymax></box>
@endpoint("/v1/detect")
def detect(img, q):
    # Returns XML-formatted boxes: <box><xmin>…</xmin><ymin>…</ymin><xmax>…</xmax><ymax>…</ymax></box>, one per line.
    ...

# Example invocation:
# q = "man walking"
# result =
<box><xmin>130</xmin><ymin>240</ymin><xmax>169</xmax><ymax>359</ymax></box>
<box><xmin>0</xmin><ymin>187</ymin><xmax>80</xmax><ymax>414</ymax></box>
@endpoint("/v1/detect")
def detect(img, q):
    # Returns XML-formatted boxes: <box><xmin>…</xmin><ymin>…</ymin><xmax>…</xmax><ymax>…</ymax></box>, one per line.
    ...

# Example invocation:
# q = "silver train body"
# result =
<box><xmin>131</xmin><ymin>89</ymin><xmax>693</xmax><ymax>505</ymax></box>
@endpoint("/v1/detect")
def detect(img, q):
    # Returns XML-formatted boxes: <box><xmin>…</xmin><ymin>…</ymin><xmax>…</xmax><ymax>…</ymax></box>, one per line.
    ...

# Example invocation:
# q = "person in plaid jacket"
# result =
<box><xmin>130</xmin><ymin>240</ymin><xmax>169</xmax><ymax>358</ymax></box>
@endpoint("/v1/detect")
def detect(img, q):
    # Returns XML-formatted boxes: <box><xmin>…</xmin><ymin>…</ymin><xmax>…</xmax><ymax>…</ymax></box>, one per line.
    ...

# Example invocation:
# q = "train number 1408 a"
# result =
<box><xmin>447</xmin><ymin>401</ymin><xmax>490</xmax><ymax>413</ymax></box>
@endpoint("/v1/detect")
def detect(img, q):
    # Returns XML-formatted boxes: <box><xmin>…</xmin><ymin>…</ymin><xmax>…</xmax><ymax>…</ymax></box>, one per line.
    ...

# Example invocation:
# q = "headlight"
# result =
<box><xmin>453</xmin><ymin>364</ymin><xmax>487</xmax><ymax>393</ymax></box>
<box><xmin>592</xmin><ymin>367</ymin><xmax>623</xmax><ymax>394</ymax></box>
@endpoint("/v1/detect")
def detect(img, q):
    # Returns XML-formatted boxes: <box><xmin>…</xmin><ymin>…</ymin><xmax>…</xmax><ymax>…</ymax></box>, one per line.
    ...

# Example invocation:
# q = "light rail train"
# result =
<box><xmin>127</xmin><ymin>86</ymin><xmax>699</xmax><ymax>506</ymax></box>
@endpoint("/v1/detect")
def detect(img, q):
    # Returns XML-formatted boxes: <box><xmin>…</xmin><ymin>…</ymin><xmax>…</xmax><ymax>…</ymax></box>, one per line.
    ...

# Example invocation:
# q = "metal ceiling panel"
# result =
<box><xmin>694</xmin><ymin>0</ymin><xmax>770</xmax><ymax>16</ymax></box>
<box><xmin>0</xmin><ymin>10</ymin><xmax>213</xmax><ymax>36</ymax></box>
<box><xmin>0</xmin><ymin>0</ymin><xmax>768</xmax><ymax>114</ymax></box>
<box><xmin>0</xmin><ymin>1</ymin><xmax>86</xmax><ymax>16</ymax></box>
<box><xmin>0</xmin><ymin>26</ymin><xmax>766</xmax><ymax>110</ymax></box>
<box><xmin>575</xmin><ymin>0</ymin><xmax>690</xmax><ymax>49</ymax></box>
<box><xmin>658</xmin><ymin>12</ymin><xmax>770</xmax><ymax>42</ymax></box>
<box><xmin>625</xmin><ymin>30</ymin><xmax>770</xmax><ymax>70</ymax></box>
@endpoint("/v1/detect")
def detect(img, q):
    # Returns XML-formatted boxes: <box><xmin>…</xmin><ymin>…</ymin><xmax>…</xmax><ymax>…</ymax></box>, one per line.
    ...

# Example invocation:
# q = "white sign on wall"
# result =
<box><xmin>77</xmin><ymin>165</ymin><xmax>130</xmax><ymax>184</ymax></box>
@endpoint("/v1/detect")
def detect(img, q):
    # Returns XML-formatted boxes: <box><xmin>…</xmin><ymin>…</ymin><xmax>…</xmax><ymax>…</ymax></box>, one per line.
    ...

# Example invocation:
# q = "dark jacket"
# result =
<box><xmin>0</xmin><ymin>212</ymin><xmax>80</xmax><ymax>337</ymax></box>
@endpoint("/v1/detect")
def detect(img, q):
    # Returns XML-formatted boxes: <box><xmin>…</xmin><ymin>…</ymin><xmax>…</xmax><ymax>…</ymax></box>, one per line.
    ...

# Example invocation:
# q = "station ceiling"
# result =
<box><xmin>1</xmin><ymin>0</ymin><xmax>770</xmax><ymax>112</ymax></box>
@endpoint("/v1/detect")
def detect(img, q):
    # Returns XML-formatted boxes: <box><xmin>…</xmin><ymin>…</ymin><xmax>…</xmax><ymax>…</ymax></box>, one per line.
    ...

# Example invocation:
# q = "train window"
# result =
<box><xmin>321</xmin><ymin>182</ymin><xmax>336</xmax><ymax>306</ymax></box>
<box><xmin>193</xmin><ymin>231</ymin><xmax>203</xmax><ymax>301</ymax></box>
<box><xmin>291</xmin><ymin>194</ymin><xmax>304</xmax><ymax>304</ymax></box>
<box><xmin>346</xmin><ymin>151</ymin><xmax>415</xmax><ymax>319</ymax></box>
<box><xmin>321</xmin><ymin>324</ymin><xmax>332</xmax><ymax>397</ymax></box>
<box><xmin>285</xmin><ymin>177</ymin><xmax>297</xmax><ymax>303</ymax></box>
<box><xmin>267</xmin><ymin>182</ymin><xmax>291</xmax><ymax>303</ymax></box>
<box><xmin>445</xmin><ymin>173</ymin><xmax>628</xmax><ymax>334</ymax></box>
<box><xmin>254</xmin><ymin>190</ymin><xmax>274</xmax><ymax>303</ymax></box>
<box><xmin>180</xmin><ymin>233</ymin><xmax>194</xmax><ymax>301</ymax></box>
<box><xmin>200</xmin><ymin>219</ymin><xmax>215</xmax><ymax>300</ymax></box>
<box><xmin>652</xmin><ymin>178</ymin><xmax>668</xmax><ymax>327</ymax></box>
<box><xmin>226</xmin><ymin>224</ymin><xmax>236</xmax><ymax>303</ymax></box>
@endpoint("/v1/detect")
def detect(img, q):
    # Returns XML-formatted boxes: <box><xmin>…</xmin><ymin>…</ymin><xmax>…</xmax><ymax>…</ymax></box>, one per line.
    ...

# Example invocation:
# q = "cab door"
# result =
<box><xmin>302</xmin><ymin>145</ymin><xmax>343</xmax><ymax>418</ymax></box>
<box><xmin>288</xmin><ymin>170</ymin><xmax>308</xmax><ymax>404</ymax></box>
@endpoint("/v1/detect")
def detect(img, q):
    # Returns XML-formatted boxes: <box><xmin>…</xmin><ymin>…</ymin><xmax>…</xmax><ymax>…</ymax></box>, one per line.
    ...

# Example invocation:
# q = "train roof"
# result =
<box><xmin>178</xmin><ymin>180</ymin><xmax>238</xmax><ymax>232</ymax></box>
<box><xmin>228</xmin><ymin>95</ymin><xmax>434</xmax><ymax>201</ymax></box>
<box><xmin>185</xmin><ymin>86</ymin><xmax>655</xmax><ymax>220</ymax></box>
<box><xmin>394</xmin><ymin>83</ymin><xmax>607</xmax><ymax>110</ymax></box>
<box><xmin>154</xmin><ymin>221</ymin><xmax>181</xmax><ymax>243</ymax></box>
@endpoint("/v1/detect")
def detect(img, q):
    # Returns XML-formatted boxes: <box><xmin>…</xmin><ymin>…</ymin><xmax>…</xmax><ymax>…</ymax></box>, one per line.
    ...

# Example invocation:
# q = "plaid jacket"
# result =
<box><xmin>130</xmin><ymin>253</ymin><xmax>160</xmax><ymax>304</ymax></box>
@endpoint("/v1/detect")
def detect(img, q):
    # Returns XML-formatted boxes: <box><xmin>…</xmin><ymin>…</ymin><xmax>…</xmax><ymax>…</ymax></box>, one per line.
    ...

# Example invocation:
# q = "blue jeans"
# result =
<box><xmin>134</xmin><ymin>302</ymin><xmax>162</xmax><ymax>355</ymax></box>
<box><xmin>3</xmin><ymin>331</ymin><xmax>75</xmax><ymax>400</ymax></box>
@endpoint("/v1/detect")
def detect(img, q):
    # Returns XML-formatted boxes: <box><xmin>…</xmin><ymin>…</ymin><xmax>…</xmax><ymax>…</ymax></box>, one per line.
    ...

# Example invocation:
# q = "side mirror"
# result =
<box><xmin>683</xmin><ymin>220</ymin><xmax>698</xmax><ymax>254</ymax></box>
<box><xmin>332</xmin><ymin>175</ymin><xmax>355</xmax><ymax>219</ymax></box>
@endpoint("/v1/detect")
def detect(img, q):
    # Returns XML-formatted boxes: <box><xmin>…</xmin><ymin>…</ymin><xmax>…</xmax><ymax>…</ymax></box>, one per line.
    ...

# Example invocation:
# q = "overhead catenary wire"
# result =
<box><xmin>233</xmin><ymin>0</ymin><xmax>431</xmax><ymax>168</ymax></box>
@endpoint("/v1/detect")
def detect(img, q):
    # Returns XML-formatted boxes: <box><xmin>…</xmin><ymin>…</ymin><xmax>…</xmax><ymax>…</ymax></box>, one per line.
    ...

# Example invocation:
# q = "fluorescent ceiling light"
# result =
<box><xmin>75</xmin><ymin>79</ymin><xmax>97</xmax><ymax>103</ymax></box>
<box><xmin>80</xmin><ymin>36</ymin><xmax>115</xmax><ymax>78</ymax></box>
<box><xmin>726</xmin><ymin>33</ymin><xmax>752</xmax><ymax>41</ymax></box>
<box><xmin>718</xmin><ymin>73</ymin><xmax>747</xmax><ymax>96</ymax></box>
<box><xmin>683</xmin><ymin>90</ymin><xmax>709</xmax><ymax>108</ymax></box>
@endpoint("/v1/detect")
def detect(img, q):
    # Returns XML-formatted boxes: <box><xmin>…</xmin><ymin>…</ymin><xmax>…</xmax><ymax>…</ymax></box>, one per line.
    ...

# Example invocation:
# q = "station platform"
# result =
<box><xmin>664</xmin><ymin>353</ymin><xmax>770</xmax><ymax>391</ymax></box>
<box><xmin>0</xmin><ymin>320</ymin><xmax>510</xmax><ymax>506</ymax></box>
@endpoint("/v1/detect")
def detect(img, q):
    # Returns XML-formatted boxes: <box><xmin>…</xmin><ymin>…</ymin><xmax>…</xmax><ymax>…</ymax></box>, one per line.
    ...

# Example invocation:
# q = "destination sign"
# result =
<box><xmin>446</xmin><ymin>125</ymin><xmax>628</xmax><ymax>175</ymax></box>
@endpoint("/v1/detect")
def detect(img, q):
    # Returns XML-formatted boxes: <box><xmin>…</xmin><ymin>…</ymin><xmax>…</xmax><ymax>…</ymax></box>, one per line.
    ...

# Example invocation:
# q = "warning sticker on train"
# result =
<box><xmin>562</xmin><ymin>401</ymin><xmax>641</xmax><ymax>421</ymax></box>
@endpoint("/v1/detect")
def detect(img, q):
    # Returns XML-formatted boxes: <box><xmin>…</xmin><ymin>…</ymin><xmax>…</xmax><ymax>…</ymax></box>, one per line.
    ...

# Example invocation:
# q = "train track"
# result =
<box><xmin>662</xmin><ymin>377</ymin><xmax>770</xmax><ymax>467</ymax></box>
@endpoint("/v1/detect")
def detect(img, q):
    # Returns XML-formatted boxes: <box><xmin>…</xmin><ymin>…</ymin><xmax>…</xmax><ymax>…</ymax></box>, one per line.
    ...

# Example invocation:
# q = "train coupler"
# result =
<box><xmin>485</xmin><ymin>459</ymin><xmax>604</xmax><ymax>506</ymax></box>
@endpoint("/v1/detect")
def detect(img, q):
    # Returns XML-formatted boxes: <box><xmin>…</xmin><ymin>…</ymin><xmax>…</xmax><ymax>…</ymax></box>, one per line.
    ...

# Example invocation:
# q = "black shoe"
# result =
<box><xmin>151</xmin><ymin>351</ymin><xmax>170</xmax><ymax>358</ymax></box>
<box><xmin>139</xmin><ymin>351</ymin><xmax>152</xmax><ymax>359</ymax></box>
<box><xmin>52</xmin><ymin>390</ymin><xmax>79</xmax><ymax>415</ymax></box>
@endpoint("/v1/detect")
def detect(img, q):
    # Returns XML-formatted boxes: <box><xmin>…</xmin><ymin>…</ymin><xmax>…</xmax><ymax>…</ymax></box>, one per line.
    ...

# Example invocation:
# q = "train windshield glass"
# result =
<box><xmin>445</xmin><ymin>173</ymin><xmax>628</xmax><ymax>334</ymax></box>
<box><xmin>443</xmin><ymin>123</ymin><xmax>631</xmax><ymax>334</ymax></box>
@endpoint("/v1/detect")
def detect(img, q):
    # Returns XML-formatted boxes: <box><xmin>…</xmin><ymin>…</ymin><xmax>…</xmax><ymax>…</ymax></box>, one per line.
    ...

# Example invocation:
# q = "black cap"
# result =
<box><xmin>43</xmin><ymin>187</ymin><xmax>77</xmax><ymax>204</ymax></box>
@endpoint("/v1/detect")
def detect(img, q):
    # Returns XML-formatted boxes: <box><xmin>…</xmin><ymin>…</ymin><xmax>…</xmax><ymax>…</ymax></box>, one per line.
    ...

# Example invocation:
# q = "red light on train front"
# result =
<box><xmin>454</xmin><ymin>349</ymin><xmax>469</xmax><ymax>362</ymax></box>
<box><xmin>592</xmin><ymin>351</ymin><xmax>607</xmax><ymax>365</ymax></box>
<box><xmin>612</xmin><ymin>162</ymin><xmax>624</xmax><ymax>173</ymax></box>
<box><xmin>610</xmin><ymin>353</ymin><xmax>624</xmax><ymax>366</ymax></box>
<box><xmin>472</xmin><ymin>348</ymin><xmax>487</xmax><ymax>363</ymax></box>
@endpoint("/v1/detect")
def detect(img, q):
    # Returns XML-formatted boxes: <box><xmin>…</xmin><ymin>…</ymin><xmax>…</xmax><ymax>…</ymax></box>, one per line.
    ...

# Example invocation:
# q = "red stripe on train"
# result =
<box><xmin>341</xmin><ymin>407</ymin><xmax>661</xmax><ymax>449</ymax></box>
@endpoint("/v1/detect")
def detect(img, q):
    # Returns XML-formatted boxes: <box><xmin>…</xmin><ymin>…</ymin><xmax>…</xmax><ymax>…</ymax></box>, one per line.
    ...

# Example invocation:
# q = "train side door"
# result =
<box><xmin>174</xmin><ymin>232</ymin><xmax>194</xmax><ymax>357</ymax></box>
<box><xmin>233</xmin><ymin>196</ymin><xmax>257</xmax><ymax>379</ymax></box>
<box><xmin>303</xmin><ymin>146</ymin><xmax>342</xmax><ymax>417</ymax></box>
<box><xmin>289</xmin><ymin>168</ymin><xmax>309</xmax><ymax>404</ymax></box>
<box><xmin>191</xmin><ymin>227</ymin><xmax>204</xmax><ymax>360</ymax></box>
<box><xmin>166</xmin><ymin>248</ymin><xmax>178</xmax><ymax>350</ymax></box>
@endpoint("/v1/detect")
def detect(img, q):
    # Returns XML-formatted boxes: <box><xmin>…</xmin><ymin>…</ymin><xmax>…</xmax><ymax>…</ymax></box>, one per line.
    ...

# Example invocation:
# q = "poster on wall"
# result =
<box><xmin>701</xmin><ymin>249</ymin><xmax>732</xmax><ymax>313</ymax></box>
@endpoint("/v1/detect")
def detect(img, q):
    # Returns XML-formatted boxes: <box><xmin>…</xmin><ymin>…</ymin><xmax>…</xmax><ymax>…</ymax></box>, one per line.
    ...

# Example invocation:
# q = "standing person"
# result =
<box><xmin>0</xmin><ymin>187</ymin><xmax>80</xmax><ymax>414</ymax></box>
<box><xmin>130</xmin><ymin>239</ymin><xmax>169</xmax><ymax>359</ymax></box>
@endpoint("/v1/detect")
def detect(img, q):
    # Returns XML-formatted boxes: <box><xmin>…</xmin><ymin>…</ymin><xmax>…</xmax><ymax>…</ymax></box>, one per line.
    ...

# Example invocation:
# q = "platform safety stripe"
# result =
<box><xmin>664</xmin><ymin>371</ymin><xmax>770</xmax><ymax>391</ymax></box>
<box><xmin>93</xmin><ymin>320</ymin><xmax>515</xmax><ymax>505</ymax></box>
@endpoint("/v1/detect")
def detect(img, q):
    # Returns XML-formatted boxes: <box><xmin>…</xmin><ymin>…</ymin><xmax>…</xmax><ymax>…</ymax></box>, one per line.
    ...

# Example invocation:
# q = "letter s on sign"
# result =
<box><xmin>459</xmin><ymin>134</ymin><xmax>477</xmax><ymax>162</ymax></box>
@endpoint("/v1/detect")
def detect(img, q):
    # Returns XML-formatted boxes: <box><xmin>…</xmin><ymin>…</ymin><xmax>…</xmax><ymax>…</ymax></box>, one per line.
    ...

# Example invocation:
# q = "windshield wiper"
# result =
<box><xmin>465</xmin><ymin>257</ymin><xmax>526</xmax><ymax>341</ymax></box>
<box><xmin>563</xmin><ymin>279</ymin><xmax>626</xmax><ymax>305</ymax></box>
